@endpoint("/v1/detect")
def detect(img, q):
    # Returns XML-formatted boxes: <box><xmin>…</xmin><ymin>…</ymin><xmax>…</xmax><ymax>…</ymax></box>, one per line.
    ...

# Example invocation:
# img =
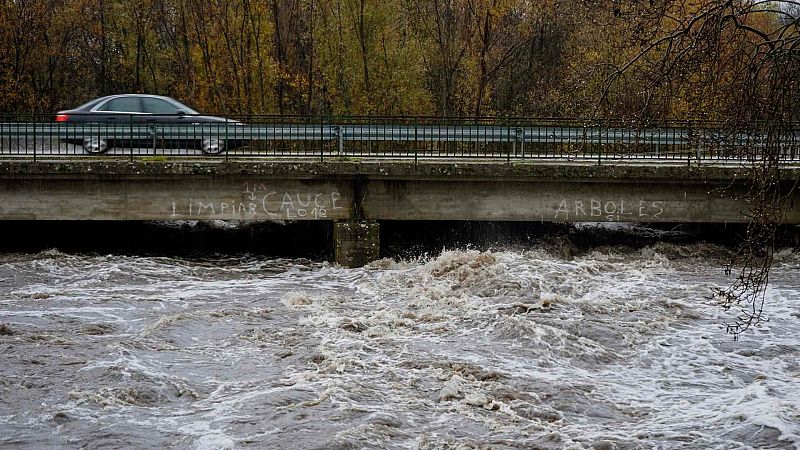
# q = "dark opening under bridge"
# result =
<box><xmin>1</xmin><ymin>116</ymin><xmax>799</xmax><ymax>266</ymax></box>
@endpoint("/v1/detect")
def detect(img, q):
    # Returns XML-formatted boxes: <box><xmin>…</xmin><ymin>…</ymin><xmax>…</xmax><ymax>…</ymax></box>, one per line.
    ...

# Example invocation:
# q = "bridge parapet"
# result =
<box><xmin>2</xmin><ymin>116</ymin><xmax>798</xmax><ymax>163</ymax></box>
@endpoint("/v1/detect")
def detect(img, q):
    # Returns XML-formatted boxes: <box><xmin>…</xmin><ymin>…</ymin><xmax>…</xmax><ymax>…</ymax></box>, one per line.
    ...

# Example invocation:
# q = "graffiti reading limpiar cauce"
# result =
<box><xmin>171</xmin><ymin>182</ymin><xmax>345</xmax><ymax>220</ymax></box>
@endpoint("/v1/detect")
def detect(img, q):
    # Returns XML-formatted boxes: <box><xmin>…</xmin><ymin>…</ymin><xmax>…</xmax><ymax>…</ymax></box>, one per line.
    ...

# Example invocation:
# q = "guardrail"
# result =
<box><xmin>1</xmin><ymin>114</ymin><xmax>798</xmax><ymax>163</ymax></box>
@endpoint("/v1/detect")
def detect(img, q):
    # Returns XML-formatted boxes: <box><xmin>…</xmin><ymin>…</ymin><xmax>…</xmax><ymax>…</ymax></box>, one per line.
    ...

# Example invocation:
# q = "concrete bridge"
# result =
<box><xmin>1</xmin><ymin>159</ymin><xmax>798</xmax><ymax>266</ymax></box>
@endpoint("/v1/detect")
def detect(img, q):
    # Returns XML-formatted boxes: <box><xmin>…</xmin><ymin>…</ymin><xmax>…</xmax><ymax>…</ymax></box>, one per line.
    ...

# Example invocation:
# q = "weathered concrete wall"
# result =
<box><xmin>0</xmin><ymin>177</ymin><xmax>353</xmax><ymax>221</ymax></box>
<box><xmin>362</xmin><ymin>179</ymin><xmax>757</xmax><ymax>223</ymax></box>
<box><xmin>1</xmin><ymin>160</ymin><xmax>798</xmax><ymax>224</ymax></box>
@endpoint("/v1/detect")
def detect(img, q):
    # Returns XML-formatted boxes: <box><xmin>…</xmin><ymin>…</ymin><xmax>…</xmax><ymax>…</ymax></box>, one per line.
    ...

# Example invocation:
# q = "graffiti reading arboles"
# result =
<box><xmin>170</xmin><ymin>182</ymin><xmax>345</xmax><ymax>220</ymax></box>
<box><xmin>553</xmin><ymin>198</ymin><xmax>665</xmax><ymax>221</ymax></box>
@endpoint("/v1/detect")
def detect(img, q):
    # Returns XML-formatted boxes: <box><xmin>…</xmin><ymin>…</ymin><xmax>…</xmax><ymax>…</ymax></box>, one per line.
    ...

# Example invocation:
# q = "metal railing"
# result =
<box><xmin>1</xmin><ymin>114</ymin><xmax>798</xmax><ymax>163</ymax></box>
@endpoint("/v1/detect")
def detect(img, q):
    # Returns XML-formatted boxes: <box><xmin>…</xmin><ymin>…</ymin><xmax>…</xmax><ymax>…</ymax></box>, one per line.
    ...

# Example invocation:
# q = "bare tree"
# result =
<box><xmin>405</xmin><ymin>0</ymin><xmax>470</xmax><ymax>116</ymax></box>
<box><xmin>594</xmin><ymin>0</ymin><xmax>800</xmax><ymax>339</ymax></box>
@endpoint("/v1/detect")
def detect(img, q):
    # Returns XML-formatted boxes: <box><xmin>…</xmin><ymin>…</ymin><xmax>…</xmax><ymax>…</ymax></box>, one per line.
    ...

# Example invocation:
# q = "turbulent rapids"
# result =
<box><xmin>0</xmin><ymin>228</ymin><xmax>799</xmax><ymax>449</ymax></box>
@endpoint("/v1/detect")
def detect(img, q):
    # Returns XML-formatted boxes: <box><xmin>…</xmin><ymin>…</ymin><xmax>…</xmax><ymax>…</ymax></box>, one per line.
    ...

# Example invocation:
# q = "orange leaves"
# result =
<box><xmin>0</xmin><ymin>0</ymin><xmax>795</xmax><ymax>119</ymax></box>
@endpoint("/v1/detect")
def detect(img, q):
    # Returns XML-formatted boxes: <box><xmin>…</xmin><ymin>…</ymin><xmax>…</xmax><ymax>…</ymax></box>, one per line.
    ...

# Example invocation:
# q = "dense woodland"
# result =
<box><xmin>0</xmin><ymin>0</ymin><xmax>796</xmax><ymax>120</ymax></box>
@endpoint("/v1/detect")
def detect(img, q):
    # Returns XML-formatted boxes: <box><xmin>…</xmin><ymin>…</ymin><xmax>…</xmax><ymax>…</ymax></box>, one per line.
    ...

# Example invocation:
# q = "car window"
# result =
<box><xmin>75</xmin><ymin>97</ymin><xmax>108</xmax><ymax>111</ymax></box>
<box><xmin>97</xmin><ymin>97</ymin><xmax>142</xmax><ymax>113</ymax></box>
<box><xmin>142</xmin><ymin>98</ymin><xmax>182</xmax><ymax>114</ymax></box>
<box><xmin>167</xmin><ymin>98</ymin><xmax>200</xmax><ymax>115</ymax></box>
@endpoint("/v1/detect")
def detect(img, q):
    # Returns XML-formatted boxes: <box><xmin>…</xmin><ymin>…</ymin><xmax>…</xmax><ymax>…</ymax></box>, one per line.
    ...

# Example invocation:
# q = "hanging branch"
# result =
<box><xmin>591</xmin><ymin>0</ymin><xmax>800</xmax><ymax>339</ymax></box>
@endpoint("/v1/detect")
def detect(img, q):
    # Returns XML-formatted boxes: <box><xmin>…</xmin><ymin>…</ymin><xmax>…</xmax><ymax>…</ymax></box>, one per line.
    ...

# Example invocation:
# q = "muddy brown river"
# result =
<box><xmin>1</xmin><ymin>228</ymin><xmax>798</xmax><ymax>449</ymax></box>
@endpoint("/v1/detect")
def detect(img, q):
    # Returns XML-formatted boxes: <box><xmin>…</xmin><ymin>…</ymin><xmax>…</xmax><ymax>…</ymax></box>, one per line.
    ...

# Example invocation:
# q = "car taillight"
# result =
<box><xmin>55</xmin><ymin>114</ymin><xmax>69</xmax><ymax>122</ymax></box>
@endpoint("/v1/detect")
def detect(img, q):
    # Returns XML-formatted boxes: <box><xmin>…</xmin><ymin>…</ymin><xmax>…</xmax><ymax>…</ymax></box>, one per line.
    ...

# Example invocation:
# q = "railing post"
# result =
<box><xmin>337</xmin><ymin>124</ymin><xmax>344</xmax><ymax>155</ymax></box>
<box><xmin>687</xmin><ymin>120</ymin><xmax>693</xmax><ymax>167</ymax></box>
<box><xmin>695</xmin><ymin>120</ymin><xmax>702</xmax><ymax>163</ymax></box>
<box><xmin>129</xmin><ymin>115</ymin><xmax>133</xmax><ymax>161</ymax></box>
<box><xmin>512</xmin><ymin>125</ymin><xmax>517</xmax><ymax>156</ymax></box>
<box><xmin>319</xmin><ymin>115</ymin><xmax>324</xmax><ymax>162</ymax></box>
<box><xmin>597</xmin><ymin>118</ymin><xmax>602</xmax><ymax>165</ymax></box>
<box><xmin>32</xmin><ymin>116</ymin><xmax>37</xmax><ymax>163</ymax></box>
<box><xmin>506</xmin><ymin>117</ymin><xmax>511</xmax><ymax>164</ymax></box>
<box><xmin>655</xmin><ymin>124</ymin><xmax>660</xmax><ymax>159</ymax></box>
<box><xmin>133</xmin><ymin>117</ymin><xmax>139</xmax><ymax>162</ymax></box>
<box><xmin>414</xmin><ymin>117</ymin><xmax>418</xmax><ymax>166</ymax></box>
<box><xmin>225</xmin><ymin>120</ymin><xmax>229</xmax><ymax>163</ymax></box>
<box><xmin>696</xmin><ymin>139</ymin><xmax>702</xmax><ymax>164</ymax></box>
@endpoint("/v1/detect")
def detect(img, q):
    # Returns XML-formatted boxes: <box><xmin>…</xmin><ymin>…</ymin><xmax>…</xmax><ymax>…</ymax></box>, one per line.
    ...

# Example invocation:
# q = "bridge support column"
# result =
<box><xmin>334</xmin><ymin>220</ymin><xmax>380</xmax><ymax>268</ymax></box>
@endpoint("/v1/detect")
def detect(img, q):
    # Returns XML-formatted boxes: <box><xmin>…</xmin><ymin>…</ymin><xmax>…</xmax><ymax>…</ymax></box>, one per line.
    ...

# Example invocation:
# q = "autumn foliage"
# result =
<box><xmin>0</xmin><ymin>0</ymin><xmax>795</xmax><ymax>120</ymax></box>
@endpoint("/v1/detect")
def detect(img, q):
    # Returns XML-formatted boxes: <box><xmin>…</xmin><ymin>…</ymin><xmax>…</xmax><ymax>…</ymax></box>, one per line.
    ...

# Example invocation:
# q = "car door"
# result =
<box><xmin>141</xmin><ymin>97</ymin><xmax>187</xmax><ymax>124</ymax></box>
<box><xmin>140</xmin><ymin>97</ymin><xmax>194</xmax><ymax>148</ymax></box>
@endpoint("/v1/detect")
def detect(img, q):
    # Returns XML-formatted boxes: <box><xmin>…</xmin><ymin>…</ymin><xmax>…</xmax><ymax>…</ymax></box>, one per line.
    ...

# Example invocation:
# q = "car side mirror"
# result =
<box><xmin>176</xmin><ymin>110</ymin><xmax>186</xmax><ymax>116</ymax></box>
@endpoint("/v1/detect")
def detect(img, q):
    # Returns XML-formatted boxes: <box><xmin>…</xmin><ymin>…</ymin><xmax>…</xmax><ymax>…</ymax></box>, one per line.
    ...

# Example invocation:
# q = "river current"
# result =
<box><xmin>0</xmin><ymin>225</ymin><xmax>798</xmax><ymax>449</ymax></box>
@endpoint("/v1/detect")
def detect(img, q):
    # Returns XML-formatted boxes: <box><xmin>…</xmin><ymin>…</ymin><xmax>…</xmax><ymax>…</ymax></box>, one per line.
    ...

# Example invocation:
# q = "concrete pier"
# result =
<box><xmin>334</xmin><ymin>220</ymin><xmax>380</xmax><ymax>268</ymax></box>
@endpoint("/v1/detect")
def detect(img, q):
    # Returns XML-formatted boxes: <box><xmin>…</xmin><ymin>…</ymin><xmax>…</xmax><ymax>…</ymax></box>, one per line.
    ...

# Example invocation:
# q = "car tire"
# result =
<box><xmin>83</xmin><ymin>137</ymin><xmax>109</xmax><ymax>154</ymax></box>
<box><xmin>201</xmin><ymin>137</ymin><xmax>225</xmax><ymax>155</ymax></box>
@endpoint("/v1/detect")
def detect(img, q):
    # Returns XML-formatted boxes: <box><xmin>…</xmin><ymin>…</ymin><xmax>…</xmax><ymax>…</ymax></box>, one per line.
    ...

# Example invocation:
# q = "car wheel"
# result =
<box><xmin>83</xmin><ymin>137</ymin><xmax>109</xmax><ymax>154</ymax></box>
<box><xmin>201</xmin><ymin>137</ymin><xmax>225</xmax><ymax>155</ymax></box>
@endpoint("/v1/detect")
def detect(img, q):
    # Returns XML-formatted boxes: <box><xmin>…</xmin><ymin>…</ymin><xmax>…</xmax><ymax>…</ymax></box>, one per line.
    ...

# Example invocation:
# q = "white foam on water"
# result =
<box><xmin>193</xmin><ymin>433</ymin><xmax>236</xmax><ymax>450</ymax></box>
<box><xmin>1</xmin><ymin>246</ymin><xmax>798</xmax><ymax>448</ymax></box>
<box><xmin>269</xmin><ymin>247</ymin><xmax>800</xmax><ymax>448</ymax></box>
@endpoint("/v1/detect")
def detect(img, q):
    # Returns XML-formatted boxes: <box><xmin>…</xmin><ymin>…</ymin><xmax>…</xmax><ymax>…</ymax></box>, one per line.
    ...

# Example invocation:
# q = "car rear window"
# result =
<box><xmin>75</xmin><ymin>98</ymin><xmax>107</xmax><ymax>111</ymax></box>
<box><xmin>97</xmin><ymin>97</ymin><xmax>143</xmax><ymax>113</ymax></box>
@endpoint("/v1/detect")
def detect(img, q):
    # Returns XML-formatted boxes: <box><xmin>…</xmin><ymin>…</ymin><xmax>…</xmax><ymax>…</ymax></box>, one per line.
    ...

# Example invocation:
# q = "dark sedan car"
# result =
<box><xmin>55</xmin><ymin>94</ymin><xmax>242</xmax><ymax>154</ymax></box>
